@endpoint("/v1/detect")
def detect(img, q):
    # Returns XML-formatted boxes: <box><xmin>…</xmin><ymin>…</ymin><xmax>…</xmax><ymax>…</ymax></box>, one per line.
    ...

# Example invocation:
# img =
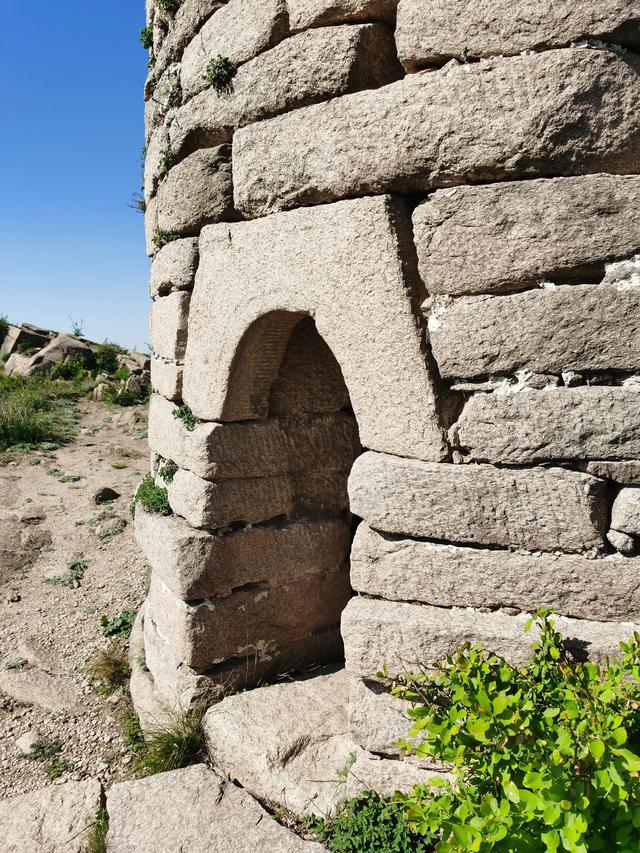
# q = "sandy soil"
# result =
<box><xmin>0</xmin><ymin>400</ymin><xmax>150</xmax><ymax>799</ymax></box>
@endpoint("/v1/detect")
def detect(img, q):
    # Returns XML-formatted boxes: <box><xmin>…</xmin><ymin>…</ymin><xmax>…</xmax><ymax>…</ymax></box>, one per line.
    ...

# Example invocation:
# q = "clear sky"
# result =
<box><xmin>0</xmin><ymin>1</ymin><xmax>150</xmax><ymax>351</ymax></box>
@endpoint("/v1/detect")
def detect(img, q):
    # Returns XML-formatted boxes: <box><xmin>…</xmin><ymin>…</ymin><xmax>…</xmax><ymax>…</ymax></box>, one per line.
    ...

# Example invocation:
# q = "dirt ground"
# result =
<box><xmin>0</xmin><ymin>400</ymin><xmax>150</xmax><ymax>800</ymax></box>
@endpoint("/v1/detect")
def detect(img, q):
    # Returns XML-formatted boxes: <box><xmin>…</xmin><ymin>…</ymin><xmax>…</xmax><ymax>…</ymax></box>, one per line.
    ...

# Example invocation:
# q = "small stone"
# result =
<box><xmin>15</xmin><ymin>731</ymin><xmax>39</xmax><ymax>756</ymax></box>
<box><xmin>94</xmin><ymin>487</ymin><xmax>120</xmax><ymax>504</ymax></box>
<box><xmin>607</xmin><ymin>529</ymin><xmax>637</xmax><ymax>556</ymax></box>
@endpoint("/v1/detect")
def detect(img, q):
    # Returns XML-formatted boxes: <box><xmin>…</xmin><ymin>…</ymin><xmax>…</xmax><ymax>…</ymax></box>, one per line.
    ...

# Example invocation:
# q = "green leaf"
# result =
<box><xmin>589</xmin><ymin>739</ymin><xmax>605</xmax><ymax>761</ymax></box>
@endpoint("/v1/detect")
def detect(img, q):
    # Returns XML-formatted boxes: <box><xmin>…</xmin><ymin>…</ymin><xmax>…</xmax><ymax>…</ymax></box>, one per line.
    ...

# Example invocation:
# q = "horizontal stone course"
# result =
<box><xmin>351</xmin><ymin>524</ymin><xmax>640</xmax><ymax>621</ymax></box>
<box><xmin>148</xmin><ymin>393</ymin><xmax>360</xmax><ymax>480</ymax></box>
<box><xmin>146</xmin><ymin>571</ymin><xmax>350</xmax><ymax>667</ymax></box>
<box><xmin>168</xmin><ymin>466</ymin><xmax>350</xmax><ymax>529</ymax></box>
<box><xmin>149</xmin><ymin>237</ymin><xmax>199</xmax><ymax>298</ymax></box>
<box><xmin>452</xmin><ymin>387</ymin><xmax>640</xmax><ymax>463</ymax></box>
<box><xmin>184</xmin><ymin>195</ymin><xmax>446</xmax><ymax>461</ymax></box>
<box><xmin>429</xmin><ymin>284</ymin><xmax>640</xmax><ymax>380</ymax></box>
<box><xmin>149</xmin><ymin>292</ymin><xmax>190</xmax><ymax>363</ymax></box>
<box><xmin>348</xmin><ymin>452</ymin><xmax>608</xmax><ymax>552</ymax></box>
<box><xmin>156</xmin><ymin>146</ymin><xmax>234</xmax><ymax>235</ymax></box>
<box><xmin>343</xmin><ymin>598</ymin><xmax>639</xmax><ymax>680</ymax></box>
<box><xmin>412</xmin><ymin>175</ymin><xmax>640</xmax><ymax>297</ymax></box>
<box><xmin>587</xmin><ymin>460</ymin><xmax>640</xmax><ymax>485</ymax></box>
<box><xmin>170</xmin><ymin>23</ymin><xmax>402</xmax><ymax>157</ymax></box>
<box><xmin>288</xmin><ymin>0</ymin><xmax>398</xmax><ymax>30</ymax></box>
<box><xmin>180</xmin><ymin>0</ymin><xmax>288</xmax><ymax>99</ymax></box>
<box><xmin>611</xmin><ymin>488</ymin><xmax>640</xmax><ymax>536</ymax></box>
<box><xmin>135</xmin><ymin>507</ymin><xmax>351</xmax><ymax>599</ymax></box>
<box><xmin>396</xmin><ymin>0</ymin><xmax>640</xmax><ymax>70</ymax></box>
<box><xmin>233</xmin><ymin>48</ymin><xmax>640</xmax><ymax>218</ymax></box>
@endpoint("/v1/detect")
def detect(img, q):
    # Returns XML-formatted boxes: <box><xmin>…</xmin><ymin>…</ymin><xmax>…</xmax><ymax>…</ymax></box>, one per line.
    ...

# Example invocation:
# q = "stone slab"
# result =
<box><xmin>150</xmin><ymin>356</ymin><xmax>183</xmax><ymax>400</ymax></box>
<box><xmin>351</xmin><ymin>524</ymin><xmax>640</xmax><ymax>622</ymax></box>
<box><xmin>429</xmin><ymin>284</ymin><xmax>640</xmax><ymax>380</ymax></box>
<box><xmin>349</xmin><ymin>452</ymin><xmax>608</xmax><ymax>552</ymax></box>
<box><xmin>396</xmin><ymin>0</ymin><xmax>640</xmax><ymax>70</ymax></box>
<box><xmin>168</xmin><ymin>466</ymin><xmax>350</xmax><ymax>529</ymax></box>
<box><xmin>149</xmin><ymin>291</ymin><xmax>190</xmax><ymax>363</ymax></box>
<box><xmin>0</xmin><ymin>779</ymin><xmax>102</xmax><ymax>853</ymax></box>
<box><xmin>156</xmin><ymin>146</ymin><xmax>233</xmax><ymax>235</ymax></box>
<box><xmin>135</xmin><ymin>506</ymin><xmax>351</xmax><ymax>599</ymax></box>
<box><xmin>588</xmin><ymin>460</ymin><xmax>640</xmax><ymax>485</ymax></box>
<box><xmin>349</xmin><ymin>676</ymin><xmax>414</xmax><ymax>754</ymax></box>
<box><xmin>412</xmin><ymin>174</ymin><xmax>640</xmax><ymax>296</ymax></box>
<box><xmin>342</xmin><ymin>597</ymin><xmax>640</xmax><ymax>680</ymax></box>
<box><xmin>183</xmin><ymin>195</ymin><xmax>447</xmax><ymax>462</ymax></box>
<box><xmin>106</xmin><ymin>764</ymin><xmax>323</xmax><ymax>852</ymax></box>
<box><xmin>451</xmin><ymin>387</ymin><xmax>640</xmax><ymax>463</ymax></box>
<box><xmin>233</xmin><ymin>48</ymin><xmax>640</xmax><ymax>218</ymax></box>
<box><xmin>171</xmin><ymin>23</ymin><xmax>401</xmax><ymax>157</ymax></box>
<box><xmin>180</xmin><ymin>0</ymin><xmax>289</xmax><ymax>99</ymax></box>
<box><xmin>149</xmin><ymin>237</ymin><xmax>199</xmax><ymax>298</ymax></box>
<box><xmin>148</xmin><ymin>394</ymin><xmax>360</xmax><ymax>480</ymax></box>
<box><xmin>288</xmin><ymin>0</ymin><xmax>397</xmax><ymax>30</ymax></box>
<box><xmin>346</xmin><ymin>753</ymin><xmax>448</xmax><ymax>798</ymax></box>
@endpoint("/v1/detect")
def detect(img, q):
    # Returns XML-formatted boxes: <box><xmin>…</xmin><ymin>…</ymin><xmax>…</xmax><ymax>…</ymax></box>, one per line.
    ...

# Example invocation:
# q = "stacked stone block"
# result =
<box><xmin>137</xmin><ymin>0</ymin><xmax>640</xmax><ymax>756</ymax></box>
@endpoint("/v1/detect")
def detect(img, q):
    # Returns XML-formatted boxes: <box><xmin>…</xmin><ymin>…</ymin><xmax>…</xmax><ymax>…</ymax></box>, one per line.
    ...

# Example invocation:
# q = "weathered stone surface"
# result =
<box><xmin>106</xmin><ymin>764</ymin><xmax>323</xmax><ymax>852</ymax></box>
<box><xmin>396</xmin><ymin>0</ymin><xmax>640</xmax><ymax>70</ymax></box>
<box><xmin>611</xmin><ymin>488</ymin><xmax>640</xmax><ymax>536</ymax></box>
<box><xmin>349</xmin><ymin>677</ymin><xmax>413</xmax><ymax>754</ymax></box>
<box><xmin>144</xmin><ymin>195</ymin><xmax>158</xmax><ymax>257</ymax></box>
<box><xmin>289</xmin><ymin>0</ymin><xmax>397</xmax><ymax>30</ymax></box>
<box><xmin>148</xmin><ymin>394</ymin><xmax>360</xmax><ymax>480</ymax></box>
<box><xmin>171</xmin><ymin>24</ymin><xmax>401</xmax><ymax>157</ymax></box>
<box><xmin>343</xmin><ymin>598</ymin><xmax>639</xmax><ymax>680</ymax></box>
<box><xmin>144</xmin><ymin>122</ymin><xmax>171</xmax><ymax>204</ymax></box>
<box><xmin>128</xmin><ymin>609</ymin><xmax>174</xmax><ymax>731</ymax></box>
<box><xmin>0</xmin><ymin>324</ymin><xmax>52</xmax><ymax>357</ymax></box>
<box><xmin>145</xmin><ymin>0</ymin><xmax>224</xmax><ymax>100</ymax></box>
<box><xmin>146</xmin><ymin>567</ymin><xmax>350</xmax><ymax>667</ymax></box>
<box><xmin>150</xmin><ymin>356</ymin><xmax>182</xmax><ymax>400</ymax></box>
<box><xmin>156</xmin><ymin>147</ymin><xmax>233</xmax><ymax>235</ymax></box>
<box><xmin>204</xmin><ymin>670</ymin><xmax>358</xmax><ymax>816</ymax></box>
<box><xmin>351</xmin><ymin>524</ymin><xmax>640</xmax><ymax>621</ymax></box>
<box><xmin>349</xmin><ymin>452</ymin><xmax>607</xmax><ymax>552</ymax></box>
<box><xmin>24</xmin><ymin>334</ymin><xmax>94</xmax><ymax>377</ymax></box>
<box><xmin>0</xmin><ymin>779</ymin><xmax>102</xmax><ymax>853</ymax></box>
<box><xmin>144</xmin><ymin>63</ymin><xmax>181</xmax><ymax>141</ymax></box>
<box><xmin>233</xmin><ymin>48</ymin><xmax>640</xmax><ymax>218</ymax></box>
<box><xmin>135</xmin><ymin>506</ymin><xmax>351</xmax><ymax>599</ymax></box>
<box><xmin>451</xmin><ymin>387</ymin><xmax>640</xmax><ymax>464</ymax></box>
<box><xmin>180</xmin><ymin>0</ymin><xmax>289</xmax><ymax>99</ymax></box>
<box><xmin>412</xmin><ymin>174</ymin><xmax>640</xmax><ymax>296</ymax></box>
<box><xmin>149</xmin><ymin>292</ymin><xmax>190</xmax><ymax>363</ymax></box>
<box><xmin>347</xmin><ymin>753</ymin><xmax>446</xmax><ymax>798</ymax></box>
<box><xmin>607</xmin><ymin>528</ymin><xmax>638</xmax><ymax>556</ymax></box>
<box><xmin>149</xmin><ymin>237</ymin><xmax>199</xmax><ymax>298</ymax></box>
<box><xmin>429</xmin><ymin>284</ymin><xmax>640</xmax><ymax>380</ymax></box>
<box><xmin>588</xmin><ymin>460</ymin><xmax>640</xmax><ymax>485</ymax></box>
<box><xmin>168</xmin><ymin>466</ymin><xmax>350</xmax><ymax>529</ymax></box>
<box><xmin>183</xmin><ymin>195</ymin><xmax>447</xmax><ymax>462</ymax></box>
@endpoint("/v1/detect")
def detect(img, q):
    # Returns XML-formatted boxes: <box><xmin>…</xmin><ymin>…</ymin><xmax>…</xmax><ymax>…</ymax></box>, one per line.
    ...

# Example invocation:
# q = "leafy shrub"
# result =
<box><xmin>121</xmin><ymin>709</ymin><xmax>146</xmax><ymax>754</ymax></box>
<box><xmin>387</xmin><ymin>608</ymin><xmax>640</xmax><ymax>852</ymax></box>
<box><xmin>95</xmin><ymin>342</ymin><xmax>126</xmax><ymax>376</ymax></box>
<box><xmin>140</xmin><ymin>24</ymin><xmax>153</xmax><ymax>49</ymax></box>
<box><xmin>158</xmin><ymin>459</ymin><xmax>177</xmax><ymax>483</ymax></box>
<box><xmin>49</xmin><ymin>357</ymin><xmax>88</xmax><ymax>381</ymax></box>
<box><xmin>101</xmin><ymin>610</ymin><xmax>136</xmax><ymax>639</ymax></box>
<box><xmin>307</xmin><ymin>791</ymin><xmax>436</xmax><ymax>853</ymax></box>
<box><xmin>132</xmin><ymin>474</ymin><xmax>172</xmax><ymax>516</ymax></box>
<box><xmin>204</xmin><ymin>55</ymin><xmax>236</xmax><ymax>92</ymax></box>
<box><xmin>172</xmin><ymin>404</ymin><xmax>196</xmax><ymax>431</ymax></box>
<box><xmin>0</xmin><ymin>314</ymin><xmax>8</xmax><ymax>344</ymax></box>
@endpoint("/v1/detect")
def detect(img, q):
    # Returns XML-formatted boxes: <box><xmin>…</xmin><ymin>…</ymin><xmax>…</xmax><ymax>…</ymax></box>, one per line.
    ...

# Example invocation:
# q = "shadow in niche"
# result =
<box><xmin>208</xmin><ymin>314</ymin><xmax>362</xmax><ymax>689</ymax></box>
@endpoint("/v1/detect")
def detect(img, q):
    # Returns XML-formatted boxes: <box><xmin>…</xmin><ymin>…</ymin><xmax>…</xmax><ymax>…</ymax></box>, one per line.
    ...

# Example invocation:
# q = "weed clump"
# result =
<box><xmin>140</xmin><ymin>24</ymin><xmax>154</xmax><ymax>49</ymax></box>
<box><xmin>159</xmin><ymin>147</ymin><xmax>177</xmax><ymax>173</ymax></box>
<box><xmin>88</xmin><ymin>809</ymin><xmax>109</xmax><ymax>853</ymax></box>
<box><xmin>45</xmin><ymin>558</ymin><xmax>89</xmax><ymax>588</ymax></box>
<box><xmin>101</xmin><ymin>611</ymin><xmax>136</xmax><ymax>639</ymax></box>
<box><xmin>132</xmin><ymin>474</ymin><xmax>172</xmax><ymax>516</ymax></box>
<box><xmin>133</xmin><ymin>706</ymin><xmax>206</xmax><ymax>777</ymax></box>
<box><xmin>87</xmin><ymin>646</ymin><xmax>131</xmax><ymax>695</ymax></box>
<box><xmin>204</xmin><ymin>55</ymin><xmax>236</xmax><ymax>92</ymax></box>
<box><xmin>153</xmin><ymin>229</ymin><xmax>181</xmax><ymax>250</ymax></box>
<box><xmin>157</xmin><ymin>0</ymin><xmax>181</xmax><ymax>16</ymax></box>
<box><xmin>28</xmin><ymin>738</ymin><xmax>74</xmax><ymax>781</ymax></box>
<box><xmin>157</xmin><ymin>459</ymin><xmax>177</xmax><ymax>483</ymax></box>
<box><xmin>172</xmin><ymin>404</ymin><xmax>196</xmax><ymax>431</ymax></box>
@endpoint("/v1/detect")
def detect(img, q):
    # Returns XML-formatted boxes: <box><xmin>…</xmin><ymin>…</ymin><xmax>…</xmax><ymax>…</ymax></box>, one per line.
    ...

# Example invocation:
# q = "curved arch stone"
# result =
<box><xmin>182</xmin><ymin>194</ymin><xmax>447</xmax><ymax>461</ymax></box>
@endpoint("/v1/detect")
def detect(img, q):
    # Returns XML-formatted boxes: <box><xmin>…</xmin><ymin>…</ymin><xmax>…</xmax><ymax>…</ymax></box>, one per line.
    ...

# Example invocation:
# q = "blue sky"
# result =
<box><xmin>0</xmin><ymin>1</ymin><xmax>150</xmax><ymax>351</ymax></box>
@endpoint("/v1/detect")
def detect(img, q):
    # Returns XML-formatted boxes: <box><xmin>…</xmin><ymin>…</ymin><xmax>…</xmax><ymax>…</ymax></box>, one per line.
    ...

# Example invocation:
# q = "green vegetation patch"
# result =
<box><xmin>87</xmin><ymin>645</ymin><xmax>131</xmax><ymax>695</ymax></box>
<box><xmin>101</xmin><ymin>610</ymin><xmax>137</xmax><ymax>639</ymax></box>
<box><xmin>133</xmin><ymin>706</ymin><xmax>205</xmax><ymax>777</ymax></box>
<box><xmin>132</xmin><ymin>474</ymin><xmax>171</xmax><ymax>516</ymax></box>
<box><xmin>172</xmin><ymin>404</ymin><xmax>196</xmax><ymax>431</ymax></box>
<box><xmin>204</xmin><ymin>55</ymin><xmax>236</xmax><ymax>93</ymax></box>
<box><xmin>45</xmin><ymin>558</ymin><xmax>89</xmax><ymax>588</ymax></box>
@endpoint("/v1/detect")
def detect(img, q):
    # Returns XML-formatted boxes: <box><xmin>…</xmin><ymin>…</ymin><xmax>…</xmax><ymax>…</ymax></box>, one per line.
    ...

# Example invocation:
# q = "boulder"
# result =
<box><xmin>349</xmin><ymin>677</ymin><xmax>414</xmax><ymax>754</ymax></box>
<box><xmin>349</xmin><ymin>452</ymin><xmax>608</xmax><ymax>553</ymax></box>
<box><xmin>611</xmin><ymin>488</ymin><xmax>640</xmax><ymax>536</ymax></box>
<box><xmin>451</xmin><ymin>387</ymin><xmax>640</xmax><ymax>463</ymax></box>
<box><xmin>288</xmin><ymin>0</ymin><xmax>397</xmax><ymax>30</ymax></box>
<box><xmin>350</xmin><ymin>524</ymin><xmax>640</xmax><ymax>621</ymax></box>
<box><xmin>0</xmin><ymin>324</ymin><xmax>52</xmax><ymax>357</ymax></box>
<box><xmin>233</xmin><ymin>48</ymin><xmax>640</xmax><ymax>218</ymax></box>
<box><xmin>106</xmin><ymin>764</ymin><xmax>323</xmax><ymax>852</ymax></box>
<box><xmin>342</xmin><ymin>597</ymin><xmax>640</xmax><ymax>680</ymax></box>
<box><xmin>149</xmin><ymin>237</ymin><xmax>199</xmax><ymax>298</ymax></box>
<box><xmin>156</xmin><ymin>147</ymin><xmax>234</xmax><ymax>235</ymax></box>
<box><xmin>135</xmin><ymin>506</ymin><xmax>351</xmax><ymax>599</ymax></box>
<box><xmin>26</xmin><ymin>334</ymin><xmax>95</xmax><ymax>376</ymax></box>
<box><xmin>148</xmin><ymin>393</ymin><xmax>360</xmax><ymax>480</ymax></box>
<box><xmin>607</xmin><ymin>528</ymin><xmax>638</xmax><ymax>556</ymax></box>
<box><xmin>412</xmin><ymin>174</ymin><xmax>640</xmax><ymax>296</ymax></box>
<box><xmin>0</xmin><ymin>779</ymin><xmax>102</xmax><ymax>853</ymax></box>
<box><xmin>149</xmin><ymin>291</ymin><xmax>190</xmax><ymax>363</ymax></box>
<box><xmin>396</xmin><ymin>0</ymin><xmax>640</xmax><ymax>70</ymax></box>
<box><xmin>428</xmin><ymin>284</ymin><xmax>640</xmax><ymax>380</ymax></box>
<box><xmin>170</xmin><ymin>23</ymin><xmax>402</xmax><ymax>157</ymax></box>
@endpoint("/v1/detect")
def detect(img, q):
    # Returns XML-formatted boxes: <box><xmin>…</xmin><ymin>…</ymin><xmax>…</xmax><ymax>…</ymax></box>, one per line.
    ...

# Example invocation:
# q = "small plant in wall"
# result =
<box><xmin>204</xmin><ymin>55</ymin><xmax>237</xmax><ymax>93</ymax></box>
<box><xmin>140</xmin><ymin>24</ymin><xmax>154</xmax><ymax>50</ymax></box>
<box><xmin>131</xmin><ymin>473</ymin><xmax>172</xmax><ymax>516</ymax></box>
<box><xmin>159</xmin><ymin>147</ymin><xmax>177</xmax><ymax>173</ymax></box>
<box><xmin>158</xmin><ymin>458</ymin><xmax>178</xmax><ymax>483</ymax></box>
<box><xmin>156</xmin><ymin>0</ymin><xmax>180</xmax><ymax>17</ymax></box>
<box><xmin>172</xmin><ymin>404</ymin><xmax>197</xmax><ymax>431</ymax></box>
<box><xmin>153</xmin><ymin>229</ymin><xmax>182</xmax><ymax>250</ymax></box>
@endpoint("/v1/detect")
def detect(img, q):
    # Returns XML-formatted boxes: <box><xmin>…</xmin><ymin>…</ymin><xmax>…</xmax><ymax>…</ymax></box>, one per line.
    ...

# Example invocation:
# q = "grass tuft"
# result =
<box><xmin>88</xmin><ymin>809</ymin><xmax>109</xmax><ymax>853</ymax></box>
<box><xmin>87</xmin><ymin>645</ymin><xmax>131</xmax><ymax>695</ymax></box>
<box><xmin>133</xmin><ymin>705</ymin><xmax>206</xmax><ymax>777</ymax></box>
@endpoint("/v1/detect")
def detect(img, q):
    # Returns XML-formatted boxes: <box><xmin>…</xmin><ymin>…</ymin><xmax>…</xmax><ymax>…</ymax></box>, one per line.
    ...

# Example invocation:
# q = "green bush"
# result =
<box><xmin>307</xmin><ymin>791</ymin><xmax>436</xmax><ymax>853</ymax></box>
<box><xmin>100</xmin><ymin>610</ymin><xmax>136</xmax><ymax>639</ymax></box>
<box><xmin>0</xmin><ymin>314</ymin><xmax>8</xmax><ymax>344</ymax></box>
<box><xmin>95</xmin><ymin>341</ymin><xmax>126</xmax><ymax>376</ymax></box>
<box><xmin>172</xmin><ymin>404</ymin><xmax>196</xmax><ymax>431</ymax></box>
<box><xmin>204</xmin><ymin>55</ymin><xmax>236</xmax><ymax>92</ymax></box>
<box><xmin>132</xmin><ymin>473</ymin><xmax>171</xmax><ymax>516</ymax></box>
<box><xmin>140</xmin><ymin>24</ymin><xmax>153</xmax><ymax>49</ymax></box>
<box><xmin>386</xmin><ymin>608</ymin><xmax>640</xmax><ymax>852</ymax></box>
<box><xmin>49</xmin><ymin>357</ymin><xmax>88</xmax><ymax>381</ymax></box>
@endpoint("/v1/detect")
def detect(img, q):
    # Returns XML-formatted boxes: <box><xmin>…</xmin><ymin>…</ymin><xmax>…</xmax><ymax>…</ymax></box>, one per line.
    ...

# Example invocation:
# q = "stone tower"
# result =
<box><xmin>134</xmin><ymin>0</ymin><xmax>640</xmax><ymax>757</ymax></box>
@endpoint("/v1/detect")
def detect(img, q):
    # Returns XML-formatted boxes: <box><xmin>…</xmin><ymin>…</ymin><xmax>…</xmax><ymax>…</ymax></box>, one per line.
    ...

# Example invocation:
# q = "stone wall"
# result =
<box><xmin>136</xmin><ymin>0</ymin><xmax>640</xmax><ymax>753</ymax></box>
